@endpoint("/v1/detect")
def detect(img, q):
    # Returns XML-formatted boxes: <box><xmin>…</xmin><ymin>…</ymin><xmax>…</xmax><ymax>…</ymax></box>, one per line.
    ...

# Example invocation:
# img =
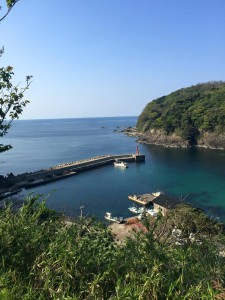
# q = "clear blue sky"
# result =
<box><xmin>1</xmin><ymin>0</ymin><xmax>225</xmax><ymax>119</ymax></box>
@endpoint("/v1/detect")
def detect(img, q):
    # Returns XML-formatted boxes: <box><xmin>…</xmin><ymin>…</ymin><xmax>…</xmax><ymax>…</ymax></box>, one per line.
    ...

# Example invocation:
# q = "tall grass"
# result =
<box><xmin>0</xmin><ymin>196</ymin><xmax>224</xmax><ymax>299</ymax></box>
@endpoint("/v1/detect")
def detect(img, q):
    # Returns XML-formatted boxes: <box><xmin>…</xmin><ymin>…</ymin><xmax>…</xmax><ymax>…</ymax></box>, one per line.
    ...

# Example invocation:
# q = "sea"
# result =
<box><xmin>1</xmin><ymin>117</ymin><xmax>225</xmax><ymax>221</ymax></box>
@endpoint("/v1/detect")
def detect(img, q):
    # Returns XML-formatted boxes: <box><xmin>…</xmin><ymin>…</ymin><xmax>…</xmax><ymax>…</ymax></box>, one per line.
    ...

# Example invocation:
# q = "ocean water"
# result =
<box><xmin>1</xmin><ymin>117</ymin><xmax>225</xmax><ymax>221</ymax></box>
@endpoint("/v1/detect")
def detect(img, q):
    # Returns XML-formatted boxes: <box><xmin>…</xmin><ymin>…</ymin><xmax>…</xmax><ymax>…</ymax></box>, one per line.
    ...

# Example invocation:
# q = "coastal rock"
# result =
<box><xmin>197</xmin><ymin>132</ymin><xmax>225</xmax><ymax>150</ymax></box>
<box><xmin>138</xmin><ymin>129</ymin><xmax>188</xmax><ymax>148</ymax></box>
<box><xmin>123</xmin><ymin>128</ymin><xmax>188</xmax><ymax>148</ymax></box>
<box><xmin>122</xmin><ymin>127</ymin><xmax>225</xmax><ymax>150</ymax></box>
<box><xmin>121</xmin><ymin>127</ymin><xmax>141</xmax><ymax>137</ymax></box>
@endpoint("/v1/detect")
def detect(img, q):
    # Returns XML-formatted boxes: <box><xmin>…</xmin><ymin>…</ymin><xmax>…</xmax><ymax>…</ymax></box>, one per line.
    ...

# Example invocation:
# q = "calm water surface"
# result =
<box><xmin>1</xmin><ymin>117</ymin><xmax>225</xmax><ymax>220</ymax></box>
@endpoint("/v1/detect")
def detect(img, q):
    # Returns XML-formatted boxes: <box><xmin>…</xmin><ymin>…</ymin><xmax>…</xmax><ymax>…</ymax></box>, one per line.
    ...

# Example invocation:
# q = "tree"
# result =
<box><xmin>1</xmin><ymin>0</ymin><xmax>32</xmax><ymax>153</ymax></box>
<box><xmin>0</xmin><ymin>64</ymin><xmax>32</xmax><ymax>152</ymax></box>
<box><xmin>0</xmin><ymin>0</ymin><xmax>20</xmax><ymax>22</ymax></box>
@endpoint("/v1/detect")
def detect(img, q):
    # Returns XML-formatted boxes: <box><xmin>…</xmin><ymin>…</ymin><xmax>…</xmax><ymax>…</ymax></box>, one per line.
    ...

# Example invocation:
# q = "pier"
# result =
<box><xmin>128</xmin><ymin>193</ymin><xmax>158</xmax><ymax>205</ymax></box>
<box><xmin>128</xmin><ymin>192</ymin><xmax>184</xmax><ymax>216</ymax></box>
<box><xmin>0</xmin><ymin>154</ymin><xmax>145</xmax><ymax>198</ymax></box>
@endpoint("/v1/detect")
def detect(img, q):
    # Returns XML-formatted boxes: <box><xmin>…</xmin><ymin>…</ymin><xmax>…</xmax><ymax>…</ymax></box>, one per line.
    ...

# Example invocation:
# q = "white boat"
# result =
<box><xmin>152</xmin><ymin>191</ymin><xmax>161</xmax><ymax>197</ymax></box>
<box><xmin>114</xmin><ymin>160</ymin><xmax>128</xmax><ymax>168</ymax></box>
<box><xmin>104</xmin><ymin>212</ymin><xmax>124</xmax><ymax>223</ymax></box>
<box><xmin>128</xmin><ymin>206</ymin><xmax>144</xmax><ymax>214</ymax></box>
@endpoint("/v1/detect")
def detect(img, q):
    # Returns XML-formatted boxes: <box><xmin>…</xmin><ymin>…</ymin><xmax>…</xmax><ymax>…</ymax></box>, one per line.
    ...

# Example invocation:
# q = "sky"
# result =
<box><xmin>1</xmin><ymin>0</ymin><xmax>225</xmax><ymax>119</ymax></box>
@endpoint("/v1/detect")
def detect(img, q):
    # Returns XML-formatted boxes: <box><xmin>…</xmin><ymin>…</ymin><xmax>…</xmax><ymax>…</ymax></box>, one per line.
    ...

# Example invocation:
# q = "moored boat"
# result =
<box><xmin>104</xmin><ymin>212</ymin><xmax>125</xmax><ymax>223</ymax></box>
<box><xmin>114</xmin><ymin>160</ymin><xmax>128</xmax><ymax>168</ymax></box>
<box><xmin>128</xmin><ymin>206</ymin><xmax>144</xmax><ymax>214</ymax></box>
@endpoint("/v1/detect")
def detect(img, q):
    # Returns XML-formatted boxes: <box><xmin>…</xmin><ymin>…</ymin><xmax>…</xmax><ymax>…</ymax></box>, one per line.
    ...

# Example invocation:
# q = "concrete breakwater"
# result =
<box><xmin>0</xmin><ymin>154</ymin><xmax>145</xmax><ymax>198</ymax></box>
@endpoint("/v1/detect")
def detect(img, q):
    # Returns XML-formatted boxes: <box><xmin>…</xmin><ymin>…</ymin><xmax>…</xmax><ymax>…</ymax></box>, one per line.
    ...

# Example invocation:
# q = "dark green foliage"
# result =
<box><xmin>0</xmin><ymin>65</ymin><xmax>32</xmax><ymax>152</ymax></box>
<box><xmin>137</xmin><ymin>81</ymin><xmax>225</xmax><ymax>145</ymax></box>
<box><xmin>0</xmin><ymin>196</ymin><xmax>225</xmax><ymax>299</ymax></box>
<box><xmin>6</xmin><ymin>0</ymin><xmax>19</xmax><ymax>8</ymax></box>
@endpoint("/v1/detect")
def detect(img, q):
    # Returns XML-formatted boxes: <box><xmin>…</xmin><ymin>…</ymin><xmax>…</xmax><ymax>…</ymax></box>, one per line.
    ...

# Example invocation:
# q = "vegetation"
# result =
<box><xmin>1</xmin><ymin>0</ymin><xmax>32</xmax><ymax>153</ymax></box>
<box><xmin>0</xmin><ymin>196</ymin><xmax>225</xmax><ymax>299</ymax></box>
<box><xmin>0</xmin><ymin>64</ymin><xmax>32</xmax><ymax>152</ymax></box>
<box><xmin>0</xmin><ymin>0</ymin><xmax>20</xmax><ymax>22</ymax></box>
<box><xmin>0</xmin><ymin>3</ymin><xmax>224</xmax><ymax>298</ymax></box>
<box><xmin>137</xmin><ymin>81</ymin><xmax>225</xmax><ymax>146</ymax></box>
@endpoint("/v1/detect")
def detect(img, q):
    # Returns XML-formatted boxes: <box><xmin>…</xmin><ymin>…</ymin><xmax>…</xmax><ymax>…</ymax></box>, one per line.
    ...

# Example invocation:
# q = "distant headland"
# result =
<box><xmin>124</xmin><ymin>81</ymin><xmax>225</xmax><ymax>150</ymax></box>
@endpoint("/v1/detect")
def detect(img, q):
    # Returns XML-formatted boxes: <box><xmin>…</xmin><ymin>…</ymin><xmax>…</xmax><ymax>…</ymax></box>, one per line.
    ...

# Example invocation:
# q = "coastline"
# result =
<box><xmin>1</xmin><ymin>117</ymin><xmax>225</xmax><ymax>222</ymax></box>
<box><xmin>121</xmin><ymin>127</ymin><xmax>225</xmax><ymax>151</ymax></box>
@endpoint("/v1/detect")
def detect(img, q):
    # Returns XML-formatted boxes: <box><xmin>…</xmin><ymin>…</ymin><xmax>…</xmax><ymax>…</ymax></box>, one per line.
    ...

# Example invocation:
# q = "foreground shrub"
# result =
<box><xmin>0</xmin><ymin>195</ymin><xmax>224</xmax><ymax>299</ymax></box>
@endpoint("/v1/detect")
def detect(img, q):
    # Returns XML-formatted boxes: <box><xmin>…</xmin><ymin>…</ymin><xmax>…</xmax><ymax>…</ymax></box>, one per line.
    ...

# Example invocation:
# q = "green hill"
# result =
<box><xmin>137</xmin><ymin>81</ymin><xmax>225</xmax><ymax>148</ymax></box>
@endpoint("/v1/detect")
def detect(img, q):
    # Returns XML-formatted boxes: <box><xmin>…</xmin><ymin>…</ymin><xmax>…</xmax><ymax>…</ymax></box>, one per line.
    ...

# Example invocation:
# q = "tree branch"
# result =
<box><xmin>0</xmin><ymin>1</ymin><xmax>20</xmax><ymax>23</ymax></box>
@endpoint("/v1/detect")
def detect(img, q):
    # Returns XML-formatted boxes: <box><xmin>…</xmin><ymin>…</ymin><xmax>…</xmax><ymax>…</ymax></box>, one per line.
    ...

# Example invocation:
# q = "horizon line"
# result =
<box><xmin>14</xmin><ymin>115</ymin><xmax>138</xmax><ymax>121</ymax></box>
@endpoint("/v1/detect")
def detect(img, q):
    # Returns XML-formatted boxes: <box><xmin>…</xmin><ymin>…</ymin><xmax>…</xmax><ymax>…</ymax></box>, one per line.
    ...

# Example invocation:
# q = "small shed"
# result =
<box><xmin>152</xmin><ymin>194</ymin><xmax>183</xmax><ymax>216</ymax></box>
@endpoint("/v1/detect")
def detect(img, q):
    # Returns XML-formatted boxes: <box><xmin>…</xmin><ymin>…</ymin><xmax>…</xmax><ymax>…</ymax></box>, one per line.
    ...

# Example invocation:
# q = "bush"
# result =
<box><xmin>0</xmin><ymin>196</ymin><xmax>224</xmax><ymax>299</ymax></box>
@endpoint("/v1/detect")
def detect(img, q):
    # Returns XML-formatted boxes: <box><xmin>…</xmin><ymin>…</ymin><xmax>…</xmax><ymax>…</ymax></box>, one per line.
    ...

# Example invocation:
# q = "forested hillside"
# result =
<box><xmin>137</xmin><ymin>82</ymin><xmax>225</xmax><ymax>148</ymax></box>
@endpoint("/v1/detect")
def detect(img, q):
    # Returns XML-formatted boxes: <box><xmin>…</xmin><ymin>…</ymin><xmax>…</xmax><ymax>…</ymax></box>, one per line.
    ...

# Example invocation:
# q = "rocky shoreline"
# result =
<box><xmin>121</xmin><ymin>127</ymin><xmax>225</xmax><ymax>150</ymax></box>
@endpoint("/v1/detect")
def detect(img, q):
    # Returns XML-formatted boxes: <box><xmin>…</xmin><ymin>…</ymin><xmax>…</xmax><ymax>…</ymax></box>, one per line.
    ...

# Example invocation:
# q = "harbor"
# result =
<box><xmin>128</xmin><ymin>192</ymin><xmax>183</xmax><ymax>216</ymax></box>
<box><xmin>104</xmin><ymin>192</ymin><xmax>163</xmax><ymax>227</ymax></box>
<box><xmin>0</xmin><ymin>153</ymin><xmax>145</xmax><ymax>199</ymax></box>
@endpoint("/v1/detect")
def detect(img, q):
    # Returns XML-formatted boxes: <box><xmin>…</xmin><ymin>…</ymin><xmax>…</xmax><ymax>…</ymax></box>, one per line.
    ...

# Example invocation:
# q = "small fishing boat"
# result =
<box><xmin>152</xmin><ymin>191</ymin><xmax>162</xmax><ymax>197</ymax></box>
<box><xmin>128</xmin><ymin>206</ymin><xmax>144</xmax><ymax>214</ymax></box>
<box><xmin>104</xmin><ymin>212</ymin><xmax>124</xmax><ymax>223</ymax></box>
<box><xmin>114</xmin><ymin>160</ymin><xmax>128</xmax><ymax>168</ymax></box>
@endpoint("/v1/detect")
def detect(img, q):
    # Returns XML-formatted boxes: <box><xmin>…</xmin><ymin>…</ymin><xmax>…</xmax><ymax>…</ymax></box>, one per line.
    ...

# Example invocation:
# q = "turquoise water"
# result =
<box><xmin>1</xmin><ymin>117</ymin><xmax>225</xmax><ymax>221</ymax></box>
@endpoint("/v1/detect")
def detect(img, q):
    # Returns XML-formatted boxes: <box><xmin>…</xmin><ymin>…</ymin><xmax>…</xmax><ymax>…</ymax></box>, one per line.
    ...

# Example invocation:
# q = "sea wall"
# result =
<box><xmin>0</xmin><ymin>154</ymin><xmax>143</xmax><ymax>196</ymax></box>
